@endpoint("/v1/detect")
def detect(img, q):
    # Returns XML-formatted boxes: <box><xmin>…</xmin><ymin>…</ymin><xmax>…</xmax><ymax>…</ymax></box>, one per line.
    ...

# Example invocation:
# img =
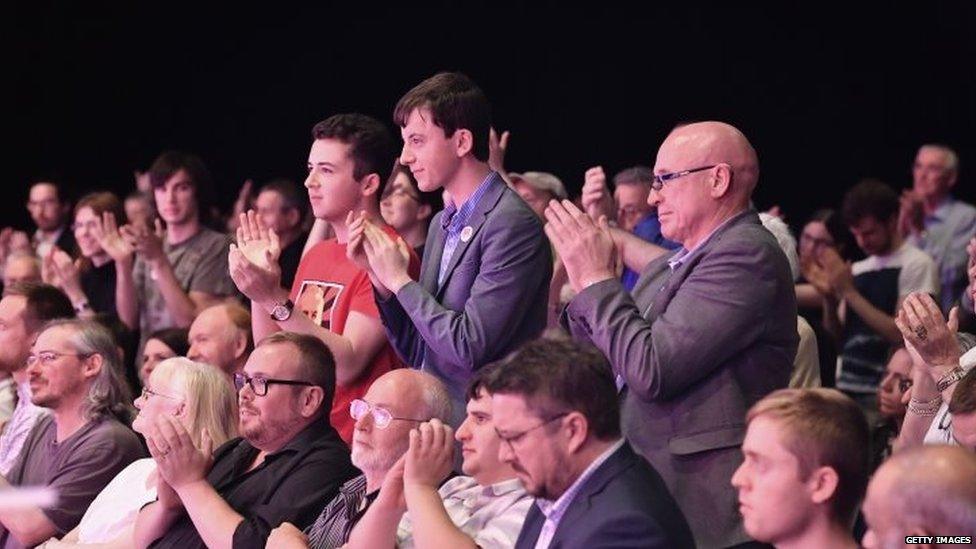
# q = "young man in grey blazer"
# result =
<box><xmin>348</xmin><ymin>72</ymin><xmax>551</xmax><ymax>420</ymax></box>
<box><xmin>545</xmin><ymin>121</ymin><xmax>799</xmax><ymax>548</ymax></box>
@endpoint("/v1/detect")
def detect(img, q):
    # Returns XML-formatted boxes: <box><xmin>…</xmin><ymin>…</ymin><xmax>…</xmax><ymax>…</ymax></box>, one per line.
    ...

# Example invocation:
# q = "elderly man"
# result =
<box><xmin>862</xmin><ymin>445</ymin><xmax>976</xmax><ymax>547</ymax></box>
<box><xmin>267</xmin><ymin>369</ymin><xmax>453</xmax><ymax>549</ymax></box>
<box><xmin>0</xmin><ymin>319</ymin><xmax>144</xmax><ymax>549</ymax></box>
<box><xmin>134</xmin><ymin>332</ymin><xmax>358</xmax><ymax>549</ymax></box>
<box><xmin>485</xmin><ymin>337</ymin><xmax>693</xmax><ymax>548</ymax></box>
<box><xmin>546</xmin><ymin>121</ymin><xmax>798</xmax><ymax>547</ymax></box>
<box><xmin>187</xmin><ymin>302</ymin><xmax>252</xmax><ymax>376</ymax></box>
<box><xmin>899</xmin><ymin>144</ymin><xmax>976</xmax><ymax>313</ymax></box>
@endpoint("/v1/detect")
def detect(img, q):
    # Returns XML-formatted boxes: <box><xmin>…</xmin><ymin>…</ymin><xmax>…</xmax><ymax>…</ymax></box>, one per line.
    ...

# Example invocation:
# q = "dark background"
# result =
<box><xmin>9</xmin><ymin>2</ymin><xmax>976</xmax><ymax>234</ymax></box>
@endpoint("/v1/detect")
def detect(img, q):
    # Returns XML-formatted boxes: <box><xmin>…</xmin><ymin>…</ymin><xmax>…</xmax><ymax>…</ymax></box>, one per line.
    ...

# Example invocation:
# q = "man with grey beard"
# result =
<box><xmin>268</xmin><ymin>369</ymin><xmax>453</xmax><ymax>549</ymax></box>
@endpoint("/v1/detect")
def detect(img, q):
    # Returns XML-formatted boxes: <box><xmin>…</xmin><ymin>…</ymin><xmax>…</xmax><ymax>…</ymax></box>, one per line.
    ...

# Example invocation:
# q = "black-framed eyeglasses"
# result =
<box><xmin>652</xmin><ymin>165</ymin><xmax>720</xmax><ymax>191</ymax></box>
<box><xmin>349</xmin><ymin>398</ymin><xmax>428</xmax><ymax>429</ymax></box>
<box><xmin>26</xmin><ymin>351</ymin><xmax>91</xmax><ymax>368</ymax></box>
<box><xmin>495</xmin><ymin>412</ymin><xmax>570</xmax><ymax>452</ymax></box>
<box><xmin>233</xmin><ymin>372</ymin><xmax>315</xmax><ymax>397</ymax></box>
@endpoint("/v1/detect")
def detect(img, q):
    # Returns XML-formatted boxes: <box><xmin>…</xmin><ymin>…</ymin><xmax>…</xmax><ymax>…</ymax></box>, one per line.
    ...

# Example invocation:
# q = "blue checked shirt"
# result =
<box><xmin>437</xmin><ymin>171</ymin><xmax>502</xmax><ymax>286</ymax></box>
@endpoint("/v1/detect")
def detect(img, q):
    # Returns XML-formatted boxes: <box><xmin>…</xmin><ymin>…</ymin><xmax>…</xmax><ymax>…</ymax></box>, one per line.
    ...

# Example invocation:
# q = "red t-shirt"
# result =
<box><xmin>290</xmin><ymin>225</ymin><xmax>419</xmax><ymax>444</ymax></box>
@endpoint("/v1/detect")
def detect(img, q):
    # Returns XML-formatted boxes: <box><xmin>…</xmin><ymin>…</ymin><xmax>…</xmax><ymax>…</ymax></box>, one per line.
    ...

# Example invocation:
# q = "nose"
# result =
<box><xmin>399</xmin><ymin>145</ymin><xmax>414</xmax><ymax>165</ymax></box>
<box><xmin>304</xmin><ymin>172</ymin><xmax>318</xmax><ymax>190</ymax></box>
<box><xmin>648</xmin><ymin>187</ymin><xmax>662</xmax><ymax>207</ymax></box>
<box><xmin>354</xmin><ymin>410</ymin><xmax>374</xmax><ymax>431</ymax></box>
<box><xmin>187</xmin><ymin>345</ymin><xmax>201</xmax><ymax>361</ymax></box>
<box><xmin>730</xmin><ymin>463</ymin><xmax>746</xmax><ymax>489</ymax></box>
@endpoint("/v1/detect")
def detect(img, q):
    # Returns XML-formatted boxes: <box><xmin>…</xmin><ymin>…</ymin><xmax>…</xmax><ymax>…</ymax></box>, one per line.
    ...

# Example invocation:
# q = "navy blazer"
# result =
<box><xmin>377</xmin><ymin>174</ymin><xmax>552</xmax><ymax>415</ymax></box>
<box><xmin>514</xmin><ymin>442</ymin><xmax>695</xmax><ymax>549</ymax></box>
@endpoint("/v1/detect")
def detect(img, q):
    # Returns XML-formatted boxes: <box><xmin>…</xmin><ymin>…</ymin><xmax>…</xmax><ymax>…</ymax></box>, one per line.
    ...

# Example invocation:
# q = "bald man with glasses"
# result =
<box><xmin>268</xmin><ymin>369</ymin><xmax>453</xmax><ymax>549</ymax></box>
<box><xmin>545</xmin><ymin>121</ymin><xmax>798</xmax><ymax>547</ymax></box>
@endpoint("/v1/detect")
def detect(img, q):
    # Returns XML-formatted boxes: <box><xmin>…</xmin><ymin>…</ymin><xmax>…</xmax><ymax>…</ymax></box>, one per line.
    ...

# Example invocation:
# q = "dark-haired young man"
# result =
<box><xmin>811</xmin><ymin>179</ymin><xmax>938</xmax><ymax>421</ymax></box>
<box><xmin>230</xmin><ymin>113</ymin><xmax>417</xmax><ymax>443</ymax></box>
<box><xmin>112</xmin><ymin>151</ymin><xmax>237</xmax><ymax>355</ymax></box>
<box><xmin>351</xmin><ymin>72</ymin><xmax>551</xmax><ymax>419</ymax></box>
<box><xmin>26</xmin><ymin>181</ymin><xmax>76</xmax><ymax>260</ymax></box>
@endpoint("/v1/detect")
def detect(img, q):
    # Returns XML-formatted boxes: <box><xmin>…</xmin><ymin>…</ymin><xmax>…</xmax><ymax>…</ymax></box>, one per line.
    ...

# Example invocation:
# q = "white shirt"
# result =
<box><xmin>533</xmin><ymin>439</ymin><xmax>625</xmax><ymax>549</ymax></box>
<box><xmin>397</xmin><ymin>476</ymin><xmax>532</xmax><ymax>549</ymax></box>
<box><xmin>76</xmin><ymin>458</ymin><xmax>157</xmax><ymax>543</ymax></box>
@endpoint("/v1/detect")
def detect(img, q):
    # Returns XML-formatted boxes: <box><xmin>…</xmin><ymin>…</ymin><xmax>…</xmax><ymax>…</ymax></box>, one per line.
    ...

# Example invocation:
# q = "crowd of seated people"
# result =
<box><xmin>0</xmin><ymin>70</ymin><xmax>974</xmax><ymax>549</ymax></box>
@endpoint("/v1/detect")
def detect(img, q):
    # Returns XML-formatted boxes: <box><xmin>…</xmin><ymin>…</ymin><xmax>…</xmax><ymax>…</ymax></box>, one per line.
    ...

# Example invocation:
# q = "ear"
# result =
<box><xmin>302</xmin><ymin>386</ymin><xmax>325</xmax><ymax>419</ymax></box>
<box><xmin>709</xmin><ymin>164</ymin><xmax>734</xmax><ymax>198</ymax></box>
<box><xmin>415</xmin><ymin>203</ymin><xmax>433</xmax><ymax>222</ymax></box>
<box><xmin>361</xmin><ymin>173</ymin><xmax>381</xmax><ymax>198</ymax></box>
<box><xmin>807</xmin><ymin>465</ymin><xmax>840</xmax><ymax>506</ymax></box>
<box><xmin>233</xmin><ymin>331</ymin><xmax>249</xmax><ymax>361</ymax></box>
<box><xmin>564</xmin><ymin>412</ymin><xmax>590</xmax><ymax>455</ymax></box>
<box><xmin>81</xmin><ymin>353</ymin><xmax>104</xmax><ymax>381</ymax></box>
<box><xmin>454</xmin><ymin>129</ymin><xmax>475</xmax><ymax>158</ymax></box>
<box><xmin>174</xmin><ymin>400</ymin><xmax>188</xmax><ymax>418</ymax></box>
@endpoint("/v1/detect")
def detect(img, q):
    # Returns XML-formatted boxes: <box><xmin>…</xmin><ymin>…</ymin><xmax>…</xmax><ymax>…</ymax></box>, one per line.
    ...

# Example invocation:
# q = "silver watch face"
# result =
<box><xmin>271</xmin><ymin>303</ymin><xmax>291</xmax><ymax>321</ymax></box>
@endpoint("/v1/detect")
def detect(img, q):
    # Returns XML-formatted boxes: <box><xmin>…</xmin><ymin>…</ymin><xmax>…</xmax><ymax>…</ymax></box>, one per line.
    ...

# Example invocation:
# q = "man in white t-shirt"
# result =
<box><xmin>811</xmin><ymin>179</ymin><xmax>938</xmax><ymax>422</ymax></box>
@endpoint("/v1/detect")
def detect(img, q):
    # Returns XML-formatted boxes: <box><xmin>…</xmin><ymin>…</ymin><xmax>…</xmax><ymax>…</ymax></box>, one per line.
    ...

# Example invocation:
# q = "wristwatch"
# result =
<box><xmin>936</xmin><ymin>366</ymin><xmax>967</xmax><ymax>393</ymax></box>
<box><xmin>269</xmin><ymin>299</ymin><xmax>294</xmax><ymax>322</ymax></box>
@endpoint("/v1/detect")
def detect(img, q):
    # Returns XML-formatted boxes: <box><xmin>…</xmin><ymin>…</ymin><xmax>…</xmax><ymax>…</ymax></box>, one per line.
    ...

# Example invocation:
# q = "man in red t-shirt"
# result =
<box><xmin>229</xmin><ymin>113</ymin><xmax>418</xmax><ymax>443</ymax></box>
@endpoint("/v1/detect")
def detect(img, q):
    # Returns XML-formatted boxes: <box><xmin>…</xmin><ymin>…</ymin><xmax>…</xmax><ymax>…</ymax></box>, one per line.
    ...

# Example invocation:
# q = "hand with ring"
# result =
<box><xmin>895</xmin><ymin>292</ymin><xmax>959</xmax><ymax>373</ymax></box>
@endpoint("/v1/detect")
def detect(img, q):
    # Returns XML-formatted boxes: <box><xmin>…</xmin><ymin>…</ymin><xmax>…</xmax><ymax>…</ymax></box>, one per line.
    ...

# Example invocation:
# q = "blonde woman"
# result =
<box><xmin>40</xmin><ymin>358</ymin><xmax>238</xmax><ymax>548</ymax></box>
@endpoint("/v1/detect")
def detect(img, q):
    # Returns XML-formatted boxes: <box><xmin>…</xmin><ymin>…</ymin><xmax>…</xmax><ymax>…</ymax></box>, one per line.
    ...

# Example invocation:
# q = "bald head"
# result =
<box><xmin>663</xmin><ymin>121</ymin><xmax>759</xmax><ymax>198</ymax></box>
<box><xmin>651</xmin><ymin>121</ymin><xmax>759</xmax><ymax>248</ymax></box>
<box><xmin>372</xmin><ymin>368</ymin><xmax>453</xmax><ymax>422</ymax></box>
<box><xmin>863</xmin><ymin>446</ymin><xmax>976</xmax><ymax>546</ymax></box>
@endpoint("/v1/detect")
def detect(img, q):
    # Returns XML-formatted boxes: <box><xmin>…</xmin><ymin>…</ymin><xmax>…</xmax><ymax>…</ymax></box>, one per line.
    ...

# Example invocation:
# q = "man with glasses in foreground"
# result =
<box><xmin>269</xmin><ymin>368</ymin><xmax>452</xmax><ymax>549</ymax></box>
<box><xmin>544</xmin><ymin>121</ymin><xmax>798</xmax><ymax>547</ymax></box>
<box><xmin>483</xmin><ymin>337</ymin><xmax>693</xmax><ymax>549</ymax></box>
<box><xmin>134</xmin><ymin>332</ymin><xmax>357</xmax><ymax>549</ymax></box>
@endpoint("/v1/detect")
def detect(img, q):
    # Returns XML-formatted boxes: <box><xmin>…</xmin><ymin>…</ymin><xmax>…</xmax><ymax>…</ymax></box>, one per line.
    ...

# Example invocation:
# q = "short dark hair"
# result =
<box><xmin>259</xmin><ymin>178</ymin><xmax>308</xmax><ymax>221</ymax></box>
<box><xmin>806</xmin><ymin>208</ymin><xmax>859</xmax><ymax>261</ymax></box>
<box><xmin>949</xmin><ymin>368</ymin><xmax>976</xmax><ymax>416</ymax></box>
<box><xmin>841</xmin><ymin>179</ymin><xmax>900</xmax><ymax>226</ymax></box>
<box><xmin>148</xmin><ymin>151</ymin><xmax>216</xmax><ymax>223</ymax></box>
<box><xmin>311</xmin><ymin>113</ymin><xmax>397</xmax><ymax>197</ymax></box>
<box><xmin>385</xmin><ymin>161</ymin><xmax>442</xmax><ymax>215</ymax></box>
<box><xmin>613</xmin><ymin>166</ymin><xmax>654</xmax><ymax>188</ymax></box>
<box><xmin>148</xmin><ymin>328</ymin><xmax>190</xmax><ymax>357</ymax></box>
<box><xmin>393</xmin><ymin>72</ymin><xmax>491</xmax><ymax>162</ymax></box>
<box><xmin>258</xmin><ymin>332</ymin><xmax>336</xmax><ymax>417</ymax></box>
<box><xmin>4</xmin><ymin>282</ymin><xmax>76</xmax><ymax>333</ymax></box>
<box><xmin>482</xmin><ymin>336</ymin><xmax>620</xmax><ymax>440</ymax></box>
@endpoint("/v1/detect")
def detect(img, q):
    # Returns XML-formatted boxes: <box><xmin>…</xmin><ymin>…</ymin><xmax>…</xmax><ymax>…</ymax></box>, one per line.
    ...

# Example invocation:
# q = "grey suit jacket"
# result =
<box><xmin>377</xmin><ymin>174</ymin><xmax>552</xmax><ymax>414</ymax></box>
<box><xmin>564</xmin><ymin>209</ymin><xmax>798</xmax><ymax>549</ymax></box>
<box><xmin>514</xmin><ymin>442</ymin><xmax>695</xmax><ymax>549</ymax></box>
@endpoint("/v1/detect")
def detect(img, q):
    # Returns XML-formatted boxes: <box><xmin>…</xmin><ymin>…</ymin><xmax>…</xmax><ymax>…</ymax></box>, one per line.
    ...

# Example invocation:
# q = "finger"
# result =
<box><xmin>948</xmin><ymin>306</ymin><xmax>960</xmax><ymax>333</ymax></box>
<box><xmin>104</xmin><ymin>212</ymin><xmax>117</xmax><ymax>233</ymax></box>
<box><xmin>155</xmin><ymin>415</ymin><xmax>182</xmax><ymax>447</ymax></box>
<box><xmin>154</xmin><ymin>218</ymin><xmax>165</xmax><ymax>239</ymax></box>
<box><xmin>489</xmin><ymin>127</ymin><xmax>498</xmax><ymax>144</ymax></box>
<box><xmin>902</xmin><ymin>295</ymin><xmax>925</xmax><ymax>329</ymax></box>
<box><xmin>396</xmin><ymin>236</ymin><xmax>411</xmax><ymax>262</ymax></box>
<box><xmin>428</xmin><ymin>419</ymin><xmax>445</xmax><ymax>451</ymax></box>
<box><xmin>418</xmin><ymin>422</ymin><xmax>432</xmax><ymax>452</ymax></box>
<box><xmin>166</xmin><ymin>415</ymin><xmax>194</xmax><ymax>448</ymax></box>
<box><xmin>268</xmin><ymin>228</ymin><xmax>281</xmax><ymax>257</ymax></box>
<box><xmin>562</xmin><ymin>199</ymin><xmax>595</xmax><ymax>228</ymax></box>
<box><xmin>917</xmin><ymin>293</ymin><xmax>944</xmax><ymax>326</ymax></box>
<box><xmin>894</xmin><ymin>310</ymin><xmax>914</xmax><ymax>340</ymax></box>
<box><xmin>146</xmin><ymin>433</ymin><xmax>165</xmax><ymax>459</ymax></box>
<box><xmin>237</xmin><ymin>214</ymin><xmax>249</xmax><ymax>243</ymax></box>
<box><xmin>543</xmin><ymin>222</ymin><xmax>566</xmax><ymax>249</ymax></box>
<box><xmin>500</xmin><ymin>130</ymin><xmax>510</xmax><ymax>148</ymax></box>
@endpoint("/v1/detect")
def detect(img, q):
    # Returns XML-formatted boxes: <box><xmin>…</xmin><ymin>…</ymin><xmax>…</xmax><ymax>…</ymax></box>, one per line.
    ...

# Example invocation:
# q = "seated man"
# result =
<box><xmin>346</xmin><ymin>369</ymin><xmax>533</xmax><ymax>549</ymax></box>
<box><xmin>0</xmin><ymin>283</ymin><xmax>75</xmax><ymax>475</ymax></box>
<box><xmin>0</xmin><ymin>319</ymin><xmax>144</xmax><ymax>548</ymax></box>
<box><xmin>732</xmin><ymin>388</ymin><xmax>870</xmax><ymax>548</ymax></box>
<box><xmin>862</xmin><ymin>445</ymin><xmax>976</xmax><ymax>547</ymax></box>
<box><xmin>268</xmin><ymin>369</ymin><xmax>453</xmax><ymax>549</ymax></box>
<box><xmin>133</xmin><ymin>332</ymin><xmax>358</xmax><ymax>549</ymax></box>
<box><xmin>485</xmin><ymin>337</ymin><xmax>694</xmax><ymax>549</ymax></box>
<box><xmin>187</xmin><ymin>302</ymin><xmax>252</xmax><ymax>376</ymax></box>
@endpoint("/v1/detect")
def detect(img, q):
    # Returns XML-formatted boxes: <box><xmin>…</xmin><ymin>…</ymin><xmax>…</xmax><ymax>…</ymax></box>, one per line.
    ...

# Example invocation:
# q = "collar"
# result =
<box><xmin>536</xmin><ymin>438</ymin><xmax>625</xmax><ymax>519</ymax></box>
<box><xmin>484</xmin><ymin>477</ymin><xmax>524</xmax><ymax>497</ymax></box>
<box><xmin>440</xmin><ymin>171</ymin><xmax>500</xmax><ymax>230</ymax></box>
<box><xmin>667</xmin><ymin>209</ymin><xmax>749</xmax><ymax>270</ymax></box>
<box><xmin>928</xmin><ymin>196</ymin><xmax>955</xmax><ymax>221</ymax></box>
<box><xmin>264</xmin><ymin>418</ymin><xmax>342</xmax><ymax>460</ymax></box>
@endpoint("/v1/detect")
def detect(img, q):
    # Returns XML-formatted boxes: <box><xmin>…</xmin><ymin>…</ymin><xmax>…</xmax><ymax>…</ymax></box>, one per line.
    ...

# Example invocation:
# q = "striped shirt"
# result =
<box><xmin>305</xmin><ymin>475</ymin><xmax>375</xmax><ymax>549</ymax></box>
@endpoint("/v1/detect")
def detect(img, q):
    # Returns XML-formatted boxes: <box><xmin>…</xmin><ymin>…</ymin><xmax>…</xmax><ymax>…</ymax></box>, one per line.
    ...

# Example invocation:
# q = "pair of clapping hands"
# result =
<box><xmin>802</xmin><ymin>247</ymin><xmax>855</xmax><ymax>300</ymax></box>
<box><xmin>894</xmin><ymin>292</ymin><xmax>961</xmax><ymax>380</ymax></box>
<box><xmin>375</xmin><ymin>419</ymin><xmax>456</xmax><ymax>512</ymax></box>
<box><xmin>144</xmin><ymin>414</ymin><xmax>214</xmax><ymax>510</ymax></box>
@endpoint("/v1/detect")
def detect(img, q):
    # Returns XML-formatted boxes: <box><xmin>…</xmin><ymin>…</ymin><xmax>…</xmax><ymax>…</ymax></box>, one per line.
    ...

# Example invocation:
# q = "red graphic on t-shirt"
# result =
<box><xmin>295</xmin><ymin>280</ymin><xmax>344</xmax><ymax>330</ymax></box>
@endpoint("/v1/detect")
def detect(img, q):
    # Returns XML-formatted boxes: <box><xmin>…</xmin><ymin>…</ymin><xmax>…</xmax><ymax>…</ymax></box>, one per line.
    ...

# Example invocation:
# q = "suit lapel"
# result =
<box><xmin>514</xmin><ymin>503</ymin><xmax>545</xmax><ymax>549</ymax></box>
<box><xmin>547</xmin><ymin>444</ymin><xmax>634</xmax><ymax>548</ymax></box>
<box><xmin>421</xmin><ymin>214</ymin><xmax>447</xmax><ymax>292</ymax></box>
<box><xmin>434</xmin><ymin>177</ymin><xmax>505</xmax><ymax>298</ymax></box>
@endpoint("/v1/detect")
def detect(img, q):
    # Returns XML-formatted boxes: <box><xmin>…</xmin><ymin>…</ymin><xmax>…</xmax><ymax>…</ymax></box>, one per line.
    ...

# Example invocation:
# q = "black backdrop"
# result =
<box><xmin>9</xmin><ymin>2</ymin><xmax>976</xmax><ymax>234</ymax></box>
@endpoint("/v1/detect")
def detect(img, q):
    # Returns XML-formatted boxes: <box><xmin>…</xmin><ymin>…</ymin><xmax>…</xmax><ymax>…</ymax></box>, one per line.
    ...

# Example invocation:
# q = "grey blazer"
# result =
<box><xmin>514</xmin><ymin>442</ymin><xmax>695</xmax><ymax>549</ymax></box>
<box><xmin>564</xmin><ymin>209</ymin><xmax>798</xmax><ymax>548</ymax></box>
<box><xmin>377</xmin><ymin>174</ymin><xmax>552</xmax><ymax>413</ymax></box>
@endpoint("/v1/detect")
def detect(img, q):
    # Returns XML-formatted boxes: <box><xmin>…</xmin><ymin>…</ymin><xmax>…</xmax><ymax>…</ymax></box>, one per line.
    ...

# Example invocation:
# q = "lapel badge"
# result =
<box><xmin>460</xmin><ymin>225</ymin><xmax>474</xmax><ymax>243</ymax></box>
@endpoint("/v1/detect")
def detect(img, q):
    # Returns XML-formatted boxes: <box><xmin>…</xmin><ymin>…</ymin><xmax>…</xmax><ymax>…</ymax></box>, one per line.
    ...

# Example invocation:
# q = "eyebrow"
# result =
<box><xmin>308</xmin><ymin>161</ymin><xmax>337</xmax><ymax>168</ymax></box>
